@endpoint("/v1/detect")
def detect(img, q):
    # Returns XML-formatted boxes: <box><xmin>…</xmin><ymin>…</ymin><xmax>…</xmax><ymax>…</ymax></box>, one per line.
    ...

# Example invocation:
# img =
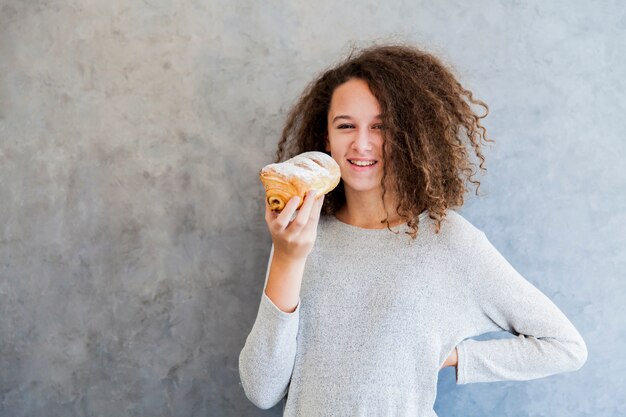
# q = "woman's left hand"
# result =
<box><xmin>440</xmin><ymin>347</ymin><xmax>458</xmax><ymax>369</ymax></box>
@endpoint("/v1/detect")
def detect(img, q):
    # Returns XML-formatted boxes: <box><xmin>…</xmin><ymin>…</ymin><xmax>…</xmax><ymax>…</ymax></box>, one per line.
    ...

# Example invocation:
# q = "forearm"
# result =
<box><xmin>264</xmin><ymin>251</ymin><xmax>307</xmax><ymax>313</ymax></box>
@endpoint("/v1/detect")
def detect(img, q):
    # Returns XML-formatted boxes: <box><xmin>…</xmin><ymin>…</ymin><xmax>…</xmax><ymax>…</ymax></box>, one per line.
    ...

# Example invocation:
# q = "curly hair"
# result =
<box><xmin>274</xmin><ymin>43</ymin><xmax>494</xmax><ymax>239</ymax></box>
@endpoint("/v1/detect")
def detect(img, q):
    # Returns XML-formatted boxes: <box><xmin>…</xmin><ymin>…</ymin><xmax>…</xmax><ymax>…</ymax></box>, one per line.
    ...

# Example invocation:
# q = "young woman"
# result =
<box><xmin>239</xmin><ymin>44</ymin><xmax>587</xmax><ymax>416</ymax></box>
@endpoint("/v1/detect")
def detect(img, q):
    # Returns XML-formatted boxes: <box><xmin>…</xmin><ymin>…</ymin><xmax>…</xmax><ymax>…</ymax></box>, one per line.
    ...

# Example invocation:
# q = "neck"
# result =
<box><xmin>335</xmin><ymin>188</ymin><xmax>404</xmax><ymax>229</ymax></box>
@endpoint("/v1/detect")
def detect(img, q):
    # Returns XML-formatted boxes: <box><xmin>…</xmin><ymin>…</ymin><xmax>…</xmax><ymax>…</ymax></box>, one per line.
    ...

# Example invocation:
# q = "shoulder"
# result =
<box><xmin>426</xmin><ymin>209</ymin><xmax>484</xmax><ymax>238</ymax></box>
<box><xmin>419</xmin><ymin>209</ymin><xmax>486</xmax><ymax>254</ymax></box>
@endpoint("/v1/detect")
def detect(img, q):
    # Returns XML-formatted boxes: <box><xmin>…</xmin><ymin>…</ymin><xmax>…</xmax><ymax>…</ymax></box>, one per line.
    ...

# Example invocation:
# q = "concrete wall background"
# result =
<box><xmin>0</xmin><ymin>0</ymin><xmax>623</xmax><ymax>416</ymax></box>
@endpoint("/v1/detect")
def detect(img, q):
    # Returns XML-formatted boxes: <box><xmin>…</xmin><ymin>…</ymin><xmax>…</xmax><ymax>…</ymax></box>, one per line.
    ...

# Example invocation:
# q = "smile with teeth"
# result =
<box><xmin>348</xmin><ymin>159</ymin><xmax>377</xmax><ymax>166</ymax></box>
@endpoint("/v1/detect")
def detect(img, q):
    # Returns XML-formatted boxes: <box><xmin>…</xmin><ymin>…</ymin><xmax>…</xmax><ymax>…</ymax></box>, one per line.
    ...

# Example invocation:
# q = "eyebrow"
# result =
<box><xmin>332</xmin><ymin>114</ymin><xmax>383</xmax><ymax>123</ymax></box>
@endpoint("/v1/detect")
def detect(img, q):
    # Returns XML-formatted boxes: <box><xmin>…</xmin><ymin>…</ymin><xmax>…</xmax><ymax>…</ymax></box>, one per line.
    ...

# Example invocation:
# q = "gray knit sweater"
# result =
<box><xmin>239</xmin><ymin>210</ymin><xmax>587</xmax><ymax>416</ymax></box>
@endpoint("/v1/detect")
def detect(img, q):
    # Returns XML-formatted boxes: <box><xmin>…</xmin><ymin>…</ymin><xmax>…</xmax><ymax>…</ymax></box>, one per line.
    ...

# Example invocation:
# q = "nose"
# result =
<box><xmin>351</xmin><ymin>128</ymin><xmax>373</xmax><ymax>153</ymax></box>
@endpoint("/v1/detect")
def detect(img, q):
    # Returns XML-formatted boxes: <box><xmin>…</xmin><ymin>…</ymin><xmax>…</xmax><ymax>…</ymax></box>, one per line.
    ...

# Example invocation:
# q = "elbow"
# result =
<box><xmin>238</xmin><ymin>351</ymin><xmax>284</xmax><ymax>410</ymax></box>
<box><xmin>240</xmin><ymin>381</ymin><xmax>284</xmax><ymax>410</ymax></box>
<box><xmin>574</xmin><ymin>340</ymin><xmax>588</xmax><ymax>370</ymax></box>
<box><xmin>241</xmin><ymin>385</ymin><xmax>279</xmax><ymax>410</ymax></box>
<box><xmin>565</xmin><ymin>336</ymin><xmax>588</xmax><ymax>372</ymax></box>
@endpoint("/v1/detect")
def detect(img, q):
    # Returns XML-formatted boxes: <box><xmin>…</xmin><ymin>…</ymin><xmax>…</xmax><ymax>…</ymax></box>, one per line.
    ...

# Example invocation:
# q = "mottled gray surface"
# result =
<box><xmin>0</xmin><ymin>0</ymin><xmax>623</xmax><ymax>416</ymax></box>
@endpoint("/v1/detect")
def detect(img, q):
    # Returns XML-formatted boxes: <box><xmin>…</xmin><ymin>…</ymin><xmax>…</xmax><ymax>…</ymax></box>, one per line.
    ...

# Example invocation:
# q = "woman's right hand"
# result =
<box><xmin>264</xmin><ymin>190</ymin><xmax>325</xmax><ymax>261</ymax></box>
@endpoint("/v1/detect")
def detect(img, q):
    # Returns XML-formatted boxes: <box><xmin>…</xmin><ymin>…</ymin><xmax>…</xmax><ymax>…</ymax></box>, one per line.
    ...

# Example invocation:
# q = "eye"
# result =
<box><xmin>337</xmin><ymin>124</ymin><xmax>355</xmax><ymax>129</ymax></box>
<box><xmin>372</xmin><ymin>124</ymin><xmax>384</xmax><ymax>130</ymax></box>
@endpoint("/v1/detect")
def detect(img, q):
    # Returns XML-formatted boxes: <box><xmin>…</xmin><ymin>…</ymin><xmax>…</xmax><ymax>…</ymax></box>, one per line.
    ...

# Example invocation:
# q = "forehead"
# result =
<box><xmin>328</xmin><ymin>79</ymin><xmax>381</xmax><ymax>117</ymax></box>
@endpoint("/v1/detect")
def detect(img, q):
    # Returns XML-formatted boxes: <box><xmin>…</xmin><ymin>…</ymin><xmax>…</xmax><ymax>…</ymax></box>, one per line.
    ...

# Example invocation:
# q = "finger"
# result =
<box><xmin>304</xmin><ymin>194</ymin><xmax>324</xmax><ymax>229</ymax></box>
<box><xmin>313</xmin><ymin>194</ymin><xmax>325</xmax><ymax>216</ymax></box>
<box><xmin>292</xmin><ymin>190</ymin><xmax>317</xmax><ymax>228</ymax></box>
<box><xmin>264</xmin><ymin>197</ymin><xmax>276</xmax><ymax>218</ymax></box>
<box><xmin>317</xmin><ymin>193</ymin><xmax>325</xmax><ymax>209</ymax></box>
<box><xmin>264</xmin><ymin>197</ymin><xmax>282</xmax><ymax>226</ymax></box>
<box><xmin>274</xmin><ymin>196</ymin><xmax>301</xmax><ymax>230</ymax></box>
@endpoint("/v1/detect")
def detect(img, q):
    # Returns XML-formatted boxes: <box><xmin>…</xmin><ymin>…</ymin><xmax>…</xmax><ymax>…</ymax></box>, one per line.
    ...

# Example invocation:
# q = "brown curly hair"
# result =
<box><xmin>274</xmin><ymin>43</ymin><xmax>493</xmax><ymax>239</ymax></box>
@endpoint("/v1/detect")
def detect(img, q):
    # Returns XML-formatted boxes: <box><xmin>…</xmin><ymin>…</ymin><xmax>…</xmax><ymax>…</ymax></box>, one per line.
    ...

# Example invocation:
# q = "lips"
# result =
<box><xmin>347</xmin><ymin>159</ymin><xmax>377</xmax><ymax>167</ymax></box>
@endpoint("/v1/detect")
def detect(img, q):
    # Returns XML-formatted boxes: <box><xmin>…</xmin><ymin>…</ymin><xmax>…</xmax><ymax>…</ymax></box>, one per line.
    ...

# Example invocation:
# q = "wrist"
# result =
<box><xmin>272</xmin><ymin>249</ymin><xmax>308</xmax><ymax>265</ymax></box>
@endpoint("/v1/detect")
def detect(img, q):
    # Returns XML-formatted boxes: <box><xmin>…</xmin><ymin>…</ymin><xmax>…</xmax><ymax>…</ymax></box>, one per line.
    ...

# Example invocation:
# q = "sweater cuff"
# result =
<box><xmin>261</xmin><ymin>291</ymin><xmax>301</xmax><ymax>320</ymax></box>
<box><xmin>455</xmin><ymin>339</ymin><xmax>470</xmax><ymax>384</ymax></box>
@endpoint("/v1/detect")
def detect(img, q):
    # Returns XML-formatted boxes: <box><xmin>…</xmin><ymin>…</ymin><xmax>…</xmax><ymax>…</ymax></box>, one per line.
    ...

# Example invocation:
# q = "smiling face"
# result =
<box><xmin>325</xmin><ymin>78</ymin><xmax>388</xmax><ymax>198</ymax></box>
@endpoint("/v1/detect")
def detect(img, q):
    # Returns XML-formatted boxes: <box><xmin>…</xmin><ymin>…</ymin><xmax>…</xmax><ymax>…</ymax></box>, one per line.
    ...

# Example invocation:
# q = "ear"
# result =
<box><xmin>325</xmin><ymin>136</ymin><xmax>330</xmax><ymax>152</ymax></box>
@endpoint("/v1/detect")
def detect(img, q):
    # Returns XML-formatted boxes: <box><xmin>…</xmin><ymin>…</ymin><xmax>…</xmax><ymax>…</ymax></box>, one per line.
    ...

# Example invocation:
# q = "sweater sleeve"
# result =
<box><xmin>456</xmin><ymin>231</ymin><xmax>588</xmax><ymax>385</ymax></box>
<box><xmin>238</xmin><ymin>244</ymin><xmax>301</xmax><ymax>409</ymax></box>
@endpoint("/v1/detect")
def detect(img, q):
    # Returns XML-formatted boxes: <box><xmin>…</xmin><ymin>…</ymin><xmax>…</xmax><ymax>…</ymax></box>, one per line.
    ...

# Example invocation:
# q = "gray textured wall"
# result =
<box><xmin>0</xmin><ymin>0</ymin><xmax>623</xmax><ymax>416</ymax></box>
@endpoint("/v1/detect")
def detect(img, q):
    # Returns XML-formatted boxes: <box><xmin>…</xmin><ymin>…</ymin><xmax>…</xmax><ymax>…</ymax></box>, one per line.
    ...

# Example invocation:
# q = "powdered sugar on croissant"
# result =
<box><xmin>259</xmin><ymin>151</ymin><xmax>341</xmax><ymax>212</ymax></box>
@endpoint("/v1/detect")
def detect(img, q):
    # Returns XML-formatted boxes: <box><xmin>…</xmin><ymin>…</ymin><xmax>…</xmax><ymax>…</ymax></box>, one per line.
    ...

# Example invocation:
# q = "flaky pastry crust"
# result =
<box><xmin>259</xmin><ymin>151</ymin><xmax>341</xmax><ymax>212</ymax></box>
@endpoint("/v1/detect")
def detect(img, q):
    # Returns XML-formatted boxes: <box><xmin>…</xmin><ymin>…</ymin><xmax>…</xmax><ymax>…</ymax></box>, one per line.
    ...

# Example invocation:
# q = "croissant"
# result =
<box><xmin>259</xmin><ymin>151</ymin><xmax>341</xmax><ymax>212</ymax></box>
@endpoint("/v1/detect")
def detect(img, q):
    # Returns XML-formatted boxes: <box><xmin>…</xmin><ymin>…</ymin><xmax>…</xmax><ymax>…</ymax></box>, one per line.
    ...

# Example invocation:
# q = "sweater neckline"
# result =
<box><xmin>326</xmin><ymin>210</ymin><xmax>429</xmax><ymax>234</ymax></box>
